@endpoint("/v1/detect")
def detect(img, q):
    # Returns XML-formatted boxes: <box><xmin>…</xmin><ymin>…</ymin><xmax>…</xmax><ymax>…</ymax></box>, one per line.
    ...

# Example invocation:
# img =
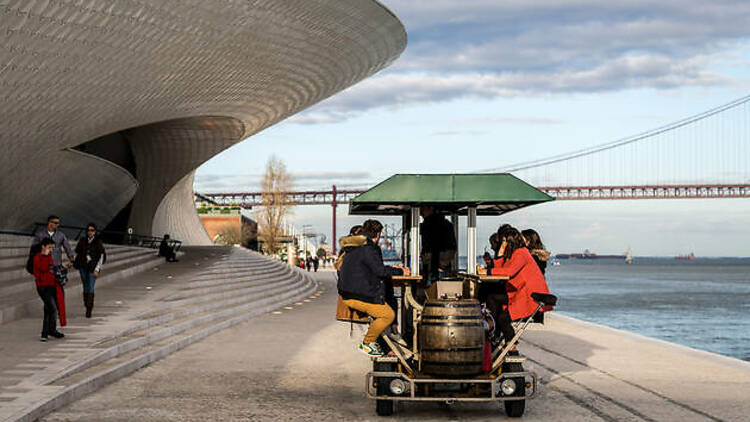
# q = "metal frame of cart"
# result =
<box><xmin>347</xmin><ymin>173</ymin><xmax>557</xmax><ymax>417</ymax></box>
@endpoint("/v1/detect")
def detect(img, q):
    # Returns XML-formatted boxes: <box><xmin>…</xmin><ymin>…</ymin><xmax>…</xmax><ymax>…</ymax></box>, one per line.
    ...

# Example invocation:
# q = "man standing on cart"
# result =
<box><xmin>338</xmin><ymin>219</ymin><xmax>409</xmax><ymax>357</ymax></box>
<box><xmin>420</xmin><ymin>206</ymin><xmax>457</xmax><ymax>281</ymax></box>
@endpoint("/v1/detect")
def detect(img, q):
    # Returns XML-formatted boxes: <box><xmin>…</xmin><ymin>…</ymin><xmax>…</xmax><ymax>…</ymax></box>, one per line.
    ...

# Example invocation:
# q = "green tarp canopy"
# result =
<box><xmin>349</xmin><ymin>174</ymin><xmax>554</xmax><ymax>216</ymax></box>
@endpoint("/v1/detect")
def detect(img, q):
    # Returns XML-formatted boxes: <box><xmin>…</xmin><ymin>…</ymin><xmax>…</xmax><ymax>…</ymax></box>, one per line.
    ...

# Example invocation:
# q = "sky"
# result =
<box><xmin>195</xmin><ymin>0</ymin><xmax>750</xmax><ymax>257</ymax></box>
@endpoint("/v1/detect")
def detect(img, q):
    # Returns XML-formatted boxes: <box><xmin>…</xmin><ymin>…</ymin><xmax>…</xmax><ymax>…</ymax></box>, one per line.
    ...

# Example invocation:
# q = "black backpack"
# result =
<box><xmin>26</xmin><ymin>243</ymin><xmax>42</xmax><ymax>275</ymax></box>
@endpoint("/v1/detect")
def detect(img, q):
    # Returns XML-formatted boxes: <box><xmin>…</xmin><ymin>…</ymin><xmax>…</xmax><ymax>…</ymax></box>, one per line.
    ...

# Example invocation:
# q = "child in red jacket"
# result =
<box><xmin>34</xmin><ymin>238</ymin><xmax>64</xmax><ymax>341</ymax></box>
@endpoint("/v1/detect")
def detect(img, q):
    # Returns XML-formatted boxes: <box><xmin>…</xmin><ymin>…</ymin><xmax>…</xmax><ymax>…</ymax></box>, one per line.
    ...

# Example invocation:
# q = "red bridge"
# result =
<box><xmin>198</xmin><ymin>94</ymin><xmax>750</xmax><ymax>252</ymax></box>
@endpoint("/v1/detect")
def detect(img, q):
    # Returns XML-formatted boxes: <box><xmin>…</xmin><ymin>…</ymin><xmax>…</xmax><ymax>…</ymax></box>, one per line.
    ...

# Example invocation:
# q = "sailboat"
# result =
<box><xmin>625</xmin><ymin>247</ymin><xmax>633</xmax><ymax>264</ymax></box>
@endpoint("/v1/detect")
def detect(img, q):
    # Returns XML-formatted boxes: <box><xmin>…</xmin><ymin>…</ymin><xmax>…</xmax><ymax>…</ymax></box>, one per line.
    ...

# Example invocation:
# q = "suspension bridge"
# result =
<box><xmin>198</xmin><ymin>94</ymin><xmax>750</xmax><ymax>250</ymax></box>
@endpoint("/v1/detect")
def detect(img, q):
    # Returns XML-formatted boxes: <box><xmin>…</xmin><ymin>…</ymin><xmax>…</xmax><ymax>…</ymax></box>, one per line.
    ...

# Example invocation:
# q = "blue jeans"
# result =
<box><xmin>79</xmin><ymin>269</ymin><xmax>96</xmax><ymax>293</ymax></box>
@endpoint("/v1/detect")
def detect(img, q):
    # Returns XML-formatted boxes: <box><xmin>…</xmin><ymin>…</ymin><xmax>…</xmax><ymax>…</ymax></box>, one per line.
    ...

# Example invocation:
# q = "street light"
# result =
<box><xmin>302</xmin><ymin>224</ymin><xmax>313</xmax><ymax>260</ymax></box>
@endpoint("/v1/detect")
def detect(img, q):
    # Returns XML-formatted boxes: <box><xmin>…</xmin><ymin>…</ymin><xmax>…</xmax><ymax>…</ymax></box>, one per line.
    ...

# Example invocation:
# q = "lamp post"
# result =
<box><xmin>302</xmin><ymin>224</ymin><xmax>312</xmax><ymax>261</ymax></box>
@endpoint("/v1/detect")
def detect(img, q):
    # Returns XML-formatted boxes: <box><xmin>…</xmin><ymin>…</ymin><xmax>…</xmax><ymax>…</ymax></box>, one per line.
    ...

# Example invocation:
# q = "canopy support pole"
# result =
<box><xmin>402</xmin><ymin>214</ymin><xmax>410</xmax><ymax>267</ymax></box>
<box><xmin>467</xmin><ymin>207</ymin><xmax>477</xmax><ymax>275</ymax></box>
<box><xmin>451</xmin><ymin>213</ymin><xmax>459</xmax><ymax>272</ymax></box>
<box><xmin>409</xmin><ymin>206</ymin><xmax>420</xmax><ymax>277</ymax></box>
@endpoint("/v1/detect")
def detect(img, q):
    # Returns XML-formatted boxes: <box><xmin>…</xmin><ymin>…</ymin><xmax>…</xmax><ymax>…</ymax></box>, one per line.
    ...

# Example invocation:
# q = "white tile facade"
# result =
<box><xmin>0</xmin><ymin>0</ymin><xmax>406</xmax><ymax>243</ymax></box>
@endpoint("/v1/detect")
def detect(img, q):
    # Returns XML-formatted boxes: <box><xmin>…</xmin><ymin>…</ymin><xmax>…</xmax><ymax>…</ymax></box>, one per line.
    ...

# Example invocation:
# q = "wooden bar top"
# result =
<box><xmin>457</xmin><ymin>272</ymin><xmax>509</xmax><ymax>283</ymax></box>
<box><xmin>477</xmin><ymin>275</ymin><xmax>509</xmax><ymax>282</ymax></box>
<box><xmin>391</xmin><ymin>275</ymin><xmax>423</xmax><ymax>287</ymax></box>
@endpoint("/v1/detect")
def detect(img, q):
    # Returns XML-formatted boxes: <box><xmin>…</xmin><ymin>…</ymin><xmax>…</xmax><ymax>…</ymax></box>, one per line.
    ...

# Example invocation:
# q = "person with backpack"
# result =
<box><xmin>74</xmin><ymin>223</ymin><xmax>106</xmax><ymax>318</ymax></box>
<box><xmin>34</xmin><ymin>238</ymin><xmax>65</xmax><ymax>341</ymax></box>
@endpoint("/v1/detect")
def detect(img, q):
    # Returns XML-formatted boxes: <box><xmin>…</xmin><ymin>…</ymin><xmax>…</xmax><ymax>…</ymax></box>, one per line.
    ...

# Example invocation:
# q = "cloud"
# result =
<box><xmin>287</xmin><ymin>0</ymin><xmax>749</xmax><ymax>124</ymax></box>
<box><xmin>292</xmin><ymin>171</ymin><xmax>372</xmax><ymax>181</ymax></box>
<box><xmin>468</xmin><ymin>117</ymin><xmax>564</xmax><ymax>125</ymax></box>
<box><xmin>316</xmin><ymin>55</ymin><xmax>726</xmax><ymax>110</ymax></box>
<box><xmin>285</xmin><ymin>113</ymin><xmax>351</xmax><ymax>125</ymax></box>
<box><xmin>571</xmin><ymin>221</ymin><xmax>603</xmax><ymax>240</ymax></box>
<box><xmin>432</xmin><ymin>130</ymin><xmax>486</xmax><ymax>136</ymax></box>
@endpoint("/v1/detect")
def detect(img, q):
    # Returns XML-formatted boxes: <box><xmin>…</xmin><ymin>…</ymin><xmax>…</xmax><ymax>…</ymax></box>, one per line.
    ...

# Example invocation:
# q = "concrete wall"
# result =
<box><xmin>0</xmin><ymin>0</ymin><xmax>406</xmax><ymax>243</ymax></box>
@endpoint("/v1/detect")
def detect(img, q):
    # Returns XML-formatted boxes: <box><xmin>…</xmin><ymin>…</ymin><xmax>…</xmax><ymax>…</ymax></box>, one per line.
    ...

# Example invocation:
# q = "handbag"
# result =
<box><xmin>54</xmin><ymin>266</ymin><xmax>68</xmax><ymax>287</ymax></box>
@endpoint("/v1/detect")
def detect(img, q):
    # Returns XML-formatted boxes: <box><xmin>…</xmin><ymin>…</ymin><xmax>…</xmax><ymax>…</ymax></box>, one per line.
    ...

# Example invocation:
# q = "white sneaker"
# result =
<box><xmin>358</xmin><ymin>342</ymin><xmax>384</xmax><ymax>357</ymax></box>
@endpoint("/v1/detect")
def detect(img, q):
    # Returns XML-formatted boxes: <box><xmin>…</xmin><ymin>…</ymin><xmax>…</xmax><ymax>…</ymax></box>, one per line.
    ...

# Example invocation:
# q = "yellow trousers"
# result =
<box><xmin>342</xmin><ymin>299</ymin><xmax>394</xmax><ymax>344</ymax></box>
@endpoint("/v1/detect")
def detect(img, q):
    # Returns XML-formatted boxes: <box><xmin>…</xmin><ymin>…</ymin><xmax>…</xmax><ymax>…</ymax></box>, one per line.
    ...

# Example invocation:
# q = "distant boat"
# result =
<box><xmin>625</xmin><ymin>247</ymin><xmax>633</xmax><ymax>264</ymax></box>
<box><xmin>552</xmin><ymin>259</ymin><xmax>561</xmax><ymax>266</ymax></box>
<box><xmin>675</xmin><ymin>252</ymin><xmax>696</xmax><ymax>261</ymax></box>
<box><xmin>555</xmin><ymin>249</ymin><xmax>626</xmax><ymax>260</ymax></box>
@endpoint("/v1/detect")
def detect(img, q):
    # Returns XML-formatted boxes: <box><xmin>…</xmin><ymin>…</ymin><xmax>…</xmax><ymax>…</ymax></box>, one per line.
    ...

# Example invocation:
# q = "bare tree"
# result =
<box><xmin>256</xmin><ymin>155</ymin><xmax>293</xmax><ymax>254</ymax></box>
<box><xmin>214</xmin><ymin>223</ymin><xmax>241</xmax><ymax>246</ymax></box>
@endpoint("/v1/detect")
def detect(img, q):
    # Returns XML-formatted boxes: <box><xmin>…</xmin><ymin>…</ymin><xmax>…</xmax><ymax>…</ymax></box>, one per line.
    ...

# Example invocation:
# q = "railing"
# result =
<box><xmin>29</xmin><ymin>223</ymin><xmax>182</xmax><ymax>252</ymax></box>
<box><xmin>0</xmin><ymin>229</ymin><xmax>35</xmax><ymax>238</ymax></box>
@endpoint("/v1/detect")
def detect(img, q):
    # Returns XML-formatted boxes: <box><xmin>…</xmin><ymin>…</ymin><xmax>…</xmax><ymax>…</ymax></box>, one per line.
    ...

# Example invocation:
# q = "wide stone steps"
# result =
<box><xmin>0</xmin><ymin>234</ymin><xmax>33</xmax><ymax>246</ymax></box>
<box><xmin>0</xmin><ymin>244</ymin><xmax>151</xmax><ymax>271</ymax></box>
<box><xmin>0</xmin><ymin>234</ymin><xmax>166</xmax><ymax>325</ymax></box>
<box><xmin>164</xmin><ymin>270</ymin><xmax>298</xmax><ymax>301</ymax></box>
<box><xmin>183</xmin><ymin>267</ymin><xmax>292</xmax><ymax>288</ymax></box>
<box><xmin>0</xmin><ymin>247</ymin><xmax>157</xmax><ymax>286</ymax></box>
<box><xmin>48</xmin><ymin>274</ymin><xmax>312</xmax><ymax>386</ymax></box>
<box><xmin>185</xmin><ymin>262</ymin><xmax>290</xmax><ymax>279</ymax></box>
<box><xmin>0</xmin><ymin>247</ymin><xmax>159</xmax><ymax>297</ymax></box>
<box><xmin>0</xmin><ymin>247</ymin><xmax>317</xmax><ymax>422</ymax></box>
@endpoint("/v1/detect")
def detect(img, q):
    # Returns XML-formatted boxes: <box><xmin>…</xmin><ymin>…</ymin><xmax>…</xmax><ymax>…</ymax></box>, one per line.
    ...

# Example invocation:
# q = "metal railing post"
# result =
<box><xmin>467</xmin><ymin>207</ymin><xmax>477</xmax><ymax>275</ymax></box>
<box><xmin>409</xmin><ymin>206</ymin><xmax>420</xmax><ymax>277</ymax></box>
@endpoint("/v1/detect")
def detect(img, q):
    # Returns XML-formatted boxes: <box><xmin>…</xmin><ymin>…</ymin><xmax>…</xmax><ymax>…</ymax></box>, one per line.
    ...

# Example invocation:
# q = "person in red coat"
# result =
<box><xmin>488</xmin><ymin>228</ymin><xmax>550</xmax><ymax>347</ymax></box>
<box><xmin>33</xmin><ymin>238</ymin><xmax>64</xmax><ymax>341</ymax></box>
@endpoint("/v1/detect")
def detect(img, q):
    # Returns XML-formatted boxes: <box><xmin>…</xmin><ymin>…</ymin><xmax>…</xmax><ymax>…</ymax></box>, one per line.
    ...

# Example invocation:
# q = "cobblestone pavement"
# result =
<box><xmin>42</xmin><ymin>272</ymin><xmax>750</xmax><ymax>421</ymax></box>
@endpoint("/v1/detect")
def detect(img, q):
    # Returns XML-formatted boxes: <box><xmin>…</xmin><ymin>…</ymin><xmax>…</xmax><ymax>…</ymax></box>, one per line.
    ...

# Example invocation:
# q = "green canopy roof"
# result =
<box><xmin>349</xmin><ymin>174</ymin><xmax>554</xmax><ymax>216</ymax></box>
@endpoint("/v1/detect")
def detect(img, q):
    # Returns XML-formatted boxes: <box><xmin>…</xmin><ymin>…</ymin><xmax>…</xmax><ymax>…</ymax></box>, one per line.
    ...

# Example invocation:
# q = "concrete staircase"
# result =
<box><xmin>0</xmin><ymin>246</ymin><xmax>318</xmax><ymax>422</ymax></box>
<box><xmin>0</xmin><ymin>234</ymin><xmax>164</xmax><ymax>325</ymax></box>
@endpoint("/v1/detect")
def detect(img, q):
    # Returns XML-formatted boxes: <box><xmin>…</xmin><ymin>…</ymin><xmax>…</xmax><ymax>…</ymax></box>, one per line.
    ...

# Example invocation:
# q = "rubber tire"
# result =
<box><xmin>376</xmin><ymin>399</ymin><xmax>394</xmax><ymax>417</ymax></box>
<box><xmin>502</xmin><ymin>361</ymin><xmax>526</xmax><ymax>418</ymax></box>
<box><xmin>374</xmin><ymin>361</ymin><xmax>395</xmax><ymax>416</ymax></box>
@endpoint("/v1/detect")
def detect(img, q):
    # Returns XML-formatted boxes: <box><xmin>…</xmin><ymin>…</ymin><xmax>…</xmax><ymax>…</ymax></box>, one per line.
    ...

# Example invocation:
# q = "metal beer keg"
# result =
<box><xmin>419</xmin><ymin>299</ymin><xmax>484</xmax><ymax>377</ymax></box>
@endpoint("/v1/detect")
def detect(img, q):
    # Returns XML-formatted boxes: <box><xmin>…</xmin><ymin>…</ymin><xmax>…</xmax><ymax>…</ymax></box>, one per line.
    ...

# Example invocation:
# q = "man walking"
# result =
<box><xmin>32</xmin><ymin>215</ymin><xmax>75</xmax><ymax>270</ymax></box>
<box><xmin>337</xmin><ymin>220</ymin><xmax>409</xmax><ymax>357</ymax></box>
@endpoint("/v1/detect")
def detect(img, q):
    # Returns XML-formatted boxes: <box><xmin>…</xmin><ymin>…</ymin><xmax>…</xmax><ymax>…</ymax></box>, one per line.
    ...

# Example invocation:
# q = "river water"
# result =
<box><xmin>445</xmin><ymin>256</ymin><xmax>750</xmax><ymax>361</ymax></box>
<box><xmin>545</xmin><ymin>257</ymin><xmax>750</xmax><ymax>362</ymax></box>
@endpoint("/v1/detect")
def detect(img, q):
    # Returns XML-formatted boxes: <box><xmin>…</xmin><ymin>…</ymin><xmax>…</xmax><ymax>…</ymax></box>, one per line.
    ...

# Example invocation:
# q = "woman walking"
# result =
<box><xmin>74</xmin><ymin>223</ymin><xmax>106</xmax><ymax>318</ymax></box>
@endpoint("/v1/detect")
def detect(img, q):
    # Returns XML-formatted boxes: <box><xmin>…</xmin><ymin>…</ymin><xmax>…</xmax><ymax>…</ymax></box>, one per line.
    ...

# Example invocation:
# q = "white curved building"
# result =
<box><xmin>0</xmin><ymin>0</ymin><xmax>406</xmax><ymax>244</ymax></box>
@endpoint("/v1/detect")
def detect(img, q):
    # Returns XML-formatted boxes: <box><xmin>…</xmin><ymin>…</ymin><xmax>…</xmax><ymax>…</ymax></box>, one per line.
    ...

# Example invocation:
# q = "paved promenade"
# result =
<box><xmin>38</xmin><ymin>272</ymin><xmax>750</xmax><ymax>421</ymax></box>
<box><xmin>0</xmin><ymin>246</ymin><xmax>315</xmax><ymax>422</ymax></box>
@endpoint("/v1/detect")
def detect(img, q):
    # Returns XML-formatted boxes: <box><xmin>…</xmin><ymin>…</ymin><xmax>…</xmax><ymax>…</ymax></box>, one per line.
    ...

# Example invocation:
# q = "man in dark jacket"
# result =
<box><xmin>338</xmin><ymin>220</ymin><xmax>409</xmax><ymax>356</ymax></box>
<box><xmin>420</xmin><ymin>206</ymin><xmax>457</xmax><ymax>281</ymax></box>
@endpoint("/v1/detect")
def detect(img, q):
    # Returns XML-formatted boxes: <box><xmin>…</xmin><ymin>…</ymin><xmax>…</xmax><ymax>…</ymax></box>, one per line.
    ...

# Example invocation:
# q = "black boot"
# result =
<box><xmin>84</xmin><ymin>293</ymin><xmax>94</xmax><ymax>318</ymax></box>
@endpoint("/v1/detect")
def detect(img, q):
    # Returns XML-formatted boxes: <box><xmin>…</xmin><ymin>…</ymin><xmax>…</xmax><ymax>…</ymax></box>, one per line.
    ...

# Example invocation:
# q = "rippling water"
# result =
<box><xmin>544</xmin><ymin>257</ymin><xmax>750</xmax><ymax>362</ymax></box>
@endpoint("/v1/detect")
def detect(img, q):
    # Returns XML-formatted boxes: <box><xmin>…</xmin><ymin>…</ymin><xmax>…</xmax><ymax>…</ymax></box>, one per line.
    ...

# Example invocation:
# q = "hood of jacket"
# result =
<box><xmin>339</xmin><ymin>235</ymin><xmax>367</xmax><ymax>249</ymax></box>
<box><xmin>530</xmin><ymin>248</ymin><xmax>551</xmax><ymax>262</ymax></box>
